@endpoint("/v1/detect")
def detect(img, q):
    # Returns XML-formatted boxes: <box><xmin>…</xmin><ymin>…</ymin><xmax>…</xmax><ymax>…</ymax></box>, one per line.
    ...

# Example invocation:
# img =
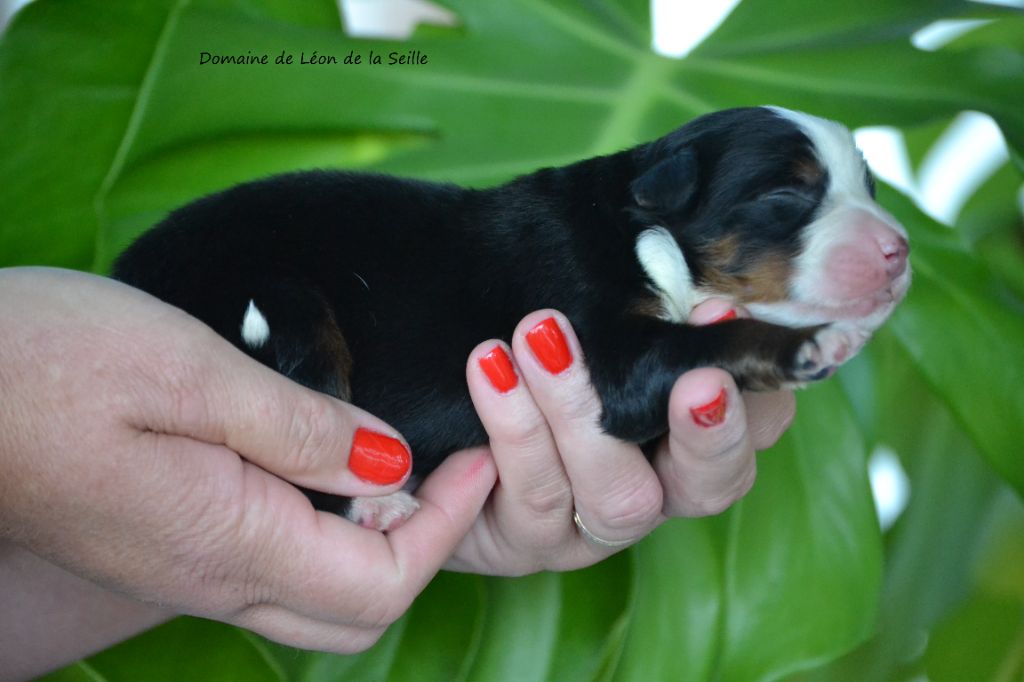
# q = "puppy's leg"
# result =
<box><xmin>235</xmin><ymin>284</ymin><xmax>419</xmax><ymax>529</ymax></box>
<box><xmin>238</xmin><ymin>282</ymin><xmax>353</xmax><ymax>402</ymax></box>
<box><xmin>584</xmin><ymin>317</ymin><xmax>837</xmax><ymax>443</ymax></box>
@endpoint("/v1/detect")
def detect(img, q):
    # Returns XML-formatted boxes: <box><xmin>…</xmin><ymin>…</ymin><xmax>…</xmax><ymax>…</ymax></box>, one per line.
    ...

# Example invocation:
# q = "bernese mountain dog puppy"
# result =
<box><xmin>114</xmin><ymin>106</ymin><xmax>910</xmax><ymax>528</ymax></box>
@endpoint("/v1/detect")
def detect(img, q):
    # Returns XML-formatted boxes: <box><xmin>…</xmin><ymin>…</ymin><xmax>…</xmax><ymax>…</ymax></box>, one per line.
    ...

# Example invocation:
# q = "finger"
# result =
<box><xmin>263</xmin><ymin>448</ymin><xmax>496</xmax><ymax>627</ymax></box>
<box><xmin>688</xmin><ymin>298</ymin><xmax>739</xmax><ymax>325</ymax></box>
<box><xmin>687</xmin><ymin>297</ymin><xmax>797</xmax><ymax>451</ymax></box>
<box><xmin>129</xmin><ymin>311</ymin><xmax>412</xmax><ymax>498</ymax></box>
<box><xmin>512</xmin><ymin>311</ymin><xmax>663</xmax><ymax>545</ymax></box>
<box><xmin>654</xmin><ymin>368</ymin><xmax>757</xmax><ymax>517</ymax></box>
<box><xmin>743</xmin><ymin>390</ymin><xmax>796</xmax><ymax>450</ymax></box>
<box><xmin>465</xmin><ymin>340</ymin><xmax>573</xmax><ymax>533</ymax></box>
<box><xmin>233</xmin><ymin>603</ymin><xmax>386</xmax><ymax>655</ymax></box>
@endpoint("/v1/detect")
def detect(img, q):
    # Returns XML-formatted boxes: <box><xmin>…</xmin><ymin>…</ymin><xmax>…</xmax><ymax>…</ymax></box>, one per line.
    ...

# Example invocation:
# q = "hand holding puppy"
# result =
<box><xmin>0</xmin><ymin>267</ymin><xmax>792</xmax><ymax>677</ymax></box>
<box><xmin>447</xmin><ymin>300</ymin><xmax>794</xmax><ymax>575</ymax></box>
<box><xmin>0</xmin><ymin>267</ymin><xmax>496</xmax><ymax>674</ymax></box>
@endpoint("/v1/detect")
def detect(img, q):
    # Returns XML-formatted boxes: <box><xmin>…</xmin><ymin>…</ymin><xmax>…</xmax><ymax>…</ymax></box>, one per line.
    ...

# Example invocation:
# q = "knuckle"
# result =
<box><xmin>521</xmin><ymin>515</ymin><xmax>578</xmax><ymax>554</ymax></box>
<box><xmin>486</xmin><ymin>403</ymin><xmax>551</xmax><ymax>453</ymax></box>
<box><xmin>177</xmin><ymin>501</ymin><xmax>257</xmax><ymax>615</ymax></box>
<box><xmin>519</xmin><ymin>472</ymin><xmax>573</xmax><ymax>519</ymax></box>
<box><xmin>348</xmin><ymin>570</ymin><xmax>411</xmax><ymax>630</ymax></box>
<box><xmin>340</xmin><ymin>627</ymin><xmax>388</xmax><ymax>655</ymax></box>
<box><xmin>681</xmin><ymin>465</ymin><xmax>756</xmax><ymax>517</ymax></box>
<box><xmin>282</xmin><ymin>395</ymin><xmax>338</xmax><ymax>475</ymax></box>
<box><xmin>591</xmin><ymin>474</ymin><xmax>664</xmax><ymax>532</ymax></box>
<box><xmin>748</xmin><ymin>391</ymin><xmax>797</xmax><ymax>450</ymax></box>
<box><xmin>550</xmin><ymin>383</ymin><xmax>602</xmax><ymax>426</ymax></box>
<box><xmin>194</xmin><ymin>471</ymin><xmax>282</xmax><ymax>616</ymax></box>
<box><xmin>687</xmin><ymin>495</ymin><xmax>736</xmax><ymax>517</ymax></box>
<box><xmin>686</xmin><ymin>421</ymin><xmax>748</xmax><ymax>463</ymax></box>
<box><xmin>139</xmin><ymin>342</ymin><xmax>213</xmax><ymax>430</ymax></box>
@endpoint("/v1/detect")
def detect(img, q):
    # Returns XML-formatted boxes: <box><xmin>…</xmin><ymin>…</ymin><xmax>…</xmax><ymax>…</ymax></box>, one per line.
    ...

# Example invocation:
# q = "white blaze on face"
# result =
<box><xmin>750</xmin><ymin>107</ymin><xmax>912</xmax><ymax>332</ymax></box>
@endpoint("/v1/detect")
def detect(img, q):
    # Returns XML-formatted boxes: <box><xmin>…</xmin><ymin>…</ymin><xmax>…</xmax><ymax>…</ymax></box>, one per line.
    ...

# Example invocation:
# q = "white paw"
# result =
<box><xmin>793</xmin><ymin>326</ymin><xmax>870</xmax><ymax>382</ymax></box>
<box><xmin>346</xmin><ymin>491</ymin><xmax>421</xmax><ymax>532</ymax></box>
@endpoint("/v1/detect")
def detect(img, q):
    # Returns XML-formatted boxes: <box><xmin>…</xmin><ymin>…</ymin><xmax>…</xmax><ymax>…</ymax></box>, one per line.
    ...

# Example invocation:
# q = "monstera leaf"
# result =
<box><xmin>2</xmin><ymin>0</ymin><xmax>1022</xmax><ymax>680</ymax></box>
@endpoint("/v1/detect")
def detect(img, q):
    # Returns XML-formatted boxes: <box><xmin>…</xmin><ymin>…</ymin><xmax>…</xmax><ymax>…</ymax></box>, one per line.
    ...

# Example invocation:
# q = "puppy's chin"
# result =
<box><xmin>747</xmin><ymin>283</ymin><xmax>905</xmax><ymax>328</ymax></box>
<box><xmin>744</xmin><ymin>265</ymin><xmax>910</xmax><ymax>369</ymax></box>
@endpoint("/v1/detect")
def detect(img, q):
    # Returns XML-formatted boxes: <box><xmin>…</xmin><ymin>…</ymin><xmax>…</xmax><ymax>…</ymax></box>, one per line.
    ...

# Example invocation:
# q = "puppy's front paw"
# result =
<box><xmin>791</xmin><ymin>326</ymin><xmax>869</xmax><ymax>383</ymax></box>
<box><xmin>346</xmin><ymin>491</ymin><xmax>421</xmax><ymax>531</ymax></box>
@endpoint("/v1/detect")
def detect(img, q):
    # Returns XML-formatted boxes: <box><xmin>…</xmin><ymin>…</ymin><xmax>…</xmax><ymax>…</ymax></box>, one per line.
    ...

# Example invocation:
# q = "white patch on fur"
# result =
<box><xmin>240</xmin><ymin>299</ymin><xmax>270</xmax><ymax>349</ymax></box>
<box><xmin>346</xmin><ymin>491</ymin><xmax>421</xmax><ymax>532</ymax></box>
<box><xmin>634</xmin><ymin>227</ymin><xmax>712</xmax><ymax>322</ymax></box>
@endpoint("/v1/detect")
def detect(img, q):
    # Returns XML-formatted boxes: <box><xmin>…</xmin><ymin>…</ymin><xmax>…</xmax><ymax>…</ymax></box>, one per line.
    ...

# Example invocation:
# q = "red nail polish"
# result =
<box><xmin>526</xmin><ymin>317</ymin><xmax>573</xmax><ymax>374</ymax></box>
<box><xmin>709</xmin><ymin>309</ymin><xmax>737</xmax><ymax>324</ymax></box>
<box><xmin>479</xmin><ymin>345</ymin><xmax>518</xmax><ymax>393</ymax></box>
<box><xmin>690</xmin><ymin>388</ymin><xmax>728</xmax><ymax>428</ymax></box>
<box><xmin>349</xmin><ymin>428</ymin><xmax>411</xmax><ymax>485</ymax></box>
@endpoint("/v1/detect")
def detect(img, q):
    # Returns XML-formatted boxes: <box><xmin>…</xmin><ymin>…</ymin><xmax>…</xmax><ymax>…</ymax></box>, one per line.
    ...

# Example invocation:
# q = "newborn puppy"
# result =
<box><xmin>114</xmin><ymin>106</ymin><xmax>910</xmax><ymax>529</ymax></box>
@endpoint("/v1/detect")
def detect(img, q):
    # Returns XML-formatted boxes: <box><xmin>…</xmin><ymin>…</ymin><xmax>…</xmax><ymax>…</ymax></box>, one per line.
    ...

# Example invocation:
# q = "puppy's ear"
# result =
<box><xmin>631</xmin><ymin>148</ymin><xmax>698</xmax><ymax>213</ymax></box>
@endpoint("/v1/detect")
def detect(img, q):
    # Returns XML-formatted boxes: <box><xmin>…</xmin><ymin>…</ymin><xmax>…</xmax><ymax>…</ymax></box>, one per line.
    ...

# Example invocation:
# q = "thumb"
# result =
<box><xmin>136</xmin><ymin>319</ymin><xmax>412</xmax><ymax>499</ymax></box>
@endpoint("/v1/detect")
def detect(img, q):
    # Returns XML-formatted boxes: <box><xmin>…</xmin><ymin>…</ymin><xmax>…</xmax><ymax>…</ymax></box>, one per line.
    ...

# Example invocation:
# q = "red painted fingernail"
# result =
<box><xmin>690</xmin><ymin>388</ymin><xmax>728</xmax><ymax>428</ymax></box>
<box><xmin>709</xmin><ymin>309</ymin><xmax>738</xmax><ymax>324</ymax></box>
<box><xmin>349</xmin><ymin>428</ymin><xmax>410</xmax><ymax>485</ymax></box>
<box><xmin>526</xmin><ymin>317</ymin><xmax>572</xmax><ymax>374</ymax></box>
<box><xmin>479</xmin><ymin>345</ymin><xmax>518</xmax><ymax>393</ymax></box>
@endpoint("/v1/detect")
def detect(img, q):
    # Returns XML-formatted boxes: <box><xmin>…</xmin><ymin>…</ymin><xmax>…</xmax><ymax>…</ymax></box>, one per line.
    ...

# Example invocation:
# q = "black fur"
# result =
<box><xmin>113</xmin><ymin>107</ymin><xmax>847</xmax><ymax>511</ymax></box>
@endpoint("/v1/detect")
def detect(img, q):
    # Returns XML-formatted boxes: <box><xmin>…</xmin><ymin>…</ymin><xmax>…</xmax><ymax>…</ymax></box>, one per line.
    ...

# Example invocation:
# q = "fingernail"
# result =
<box><xmin>349</xmin><ymin>428</ymin><xmax>411</xmax><ymax>485</ymax></box>
<box><xmin>526</xmin><ymin>317</ymin><xmax>572</xmax><ymax>374</ymax></box>
<box><xmin>690</xmin><ymin>388</ymin><xmax>728</xmax><ymax>428</ymax></box>
<box><xmin>709</xmin><ymin>309</ymin><xmax>737</xmax><ymax>324</ymax></box>
<box><xmin>479</xmin><ymin>345</ymin><xmax>518</xmax><ymax>393</ymax></box>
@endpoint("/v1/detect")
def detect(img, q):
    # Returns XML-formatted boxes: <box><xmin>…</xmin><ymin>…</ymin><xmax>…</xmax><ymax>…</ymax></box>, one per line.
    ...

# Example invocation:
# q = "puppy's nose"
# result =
<box><xmin>879</xmin><ymin>234</ymin><xmax>909</xmax><ymax>279</ymax></box>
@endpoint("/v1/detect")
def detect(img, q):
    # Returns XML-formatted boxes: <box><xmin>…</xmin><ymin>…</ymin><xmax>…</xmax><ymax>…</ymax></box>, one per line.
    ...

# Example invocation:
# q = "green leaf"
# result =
<box><xmin>386</xmin><ymin>572</ymin><xmax>486</xmax><ymax>681</ymax></box>
<box><xmin>925</xmin><ymin>595</ymin><xmax>1024</xmax><ymax>682</ymax></box>
<box><xmin>796</xmin><ymin>342</ymin><xmax>1008</xmax><ymax>682</ymax></box>
<box><xmin>614</xmin><ymin>520</ymin><xmax>721</xmax><ymax>682</ymax></box>
<box><xmin>40</xmin><ymin>663</ymin><xmax>108</xmax><ymax>682</ymax></box>
<box><xmin>0</xmin><ymin>0</ymin><xmax>178</xmax><ymax>269</ymax></box>
<box><xmin>460</xmin><ymin>554</ymin><xmax>632</xmax><ymax>682</ymax></box>
<box><xmin>462</xmin><ymin>573</ymin><xmax>562</xmax><ymax>681</ymax></box>
<box><xmin>617</xmin><ymin>381</ymin><xmax>881</xmax><ymax>682</ymax></box>
<box><xmin>955</xmin><ymin>162</ymin><xmax>1024</xmax><ymax>300</ymax></box>
<box><xmin>45</xmin><ymin>617</ymin><xmax>285</xmax><ymax>682</ymax></box>
<box><xmin>974</xmin><ymin>490</ymin><xmax>1024</xmax><ymax>603</ymax></box>
<box><xmin>4</xmin><ymin>1</ymin><xmax>1022</xmax><ymax>680</ymax></box>
<box><xmin>547</xmin><ymin>554</ymin><xmax>633</xmax><ymax>682</ymax></box>
<box><xmin>879</xmin><ymin>185</ymin><xmax>1024</xmax><ymax>497</ymax></box>
<box><xmin>6</xmin><ymin>0</ymin><xmax>1021</xmax><ymax>272</ymax></box>
<box><xmin>717</xmin><ymin>381</ymin><xmax>882</xmax><ymax>682</ymax></box>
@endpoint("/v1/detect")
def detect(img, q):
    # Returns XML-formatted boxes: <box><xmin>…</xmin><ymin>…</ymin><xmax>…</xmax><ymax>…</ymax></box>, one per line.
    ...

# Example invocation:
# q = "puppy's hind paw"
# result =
<box><xmin>346</xmin><ymin>491</ymin><xmax>421</xmax><ymax>532</ymax></box>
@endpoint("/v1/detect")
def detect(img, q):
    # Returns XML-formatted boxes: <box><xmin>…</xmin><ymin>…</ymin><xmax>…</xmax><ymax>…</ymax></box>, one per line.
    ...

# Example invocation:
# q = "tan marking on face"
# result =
<box><xmin>699</xmin><ymin>238</ymin><xmax>793</xmax><ymax>304</ymax></box>
<box><xmin>702</xmin><ymin>234</ymin><xmax>741</xmax><ymax>272</ymax></box>
<box><xmin>794</xmin><ymin>155</ymin><xmax>826</xmax><ymax>186</ymax></box>
<box><xmin>737</xmin><ymin>256</ymin><xmax>793</xmax><ymax>302</ymax></box>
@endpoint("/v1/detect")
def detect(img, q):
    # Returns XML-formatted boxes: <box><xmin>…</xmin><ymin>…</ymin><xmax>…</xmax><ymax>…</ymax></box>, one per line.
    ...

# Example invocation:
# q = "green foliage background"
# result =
<box><xmin>1</xmin><ymin>0</ymin><xmax>1022</xmax><ymax>680</ymax></box>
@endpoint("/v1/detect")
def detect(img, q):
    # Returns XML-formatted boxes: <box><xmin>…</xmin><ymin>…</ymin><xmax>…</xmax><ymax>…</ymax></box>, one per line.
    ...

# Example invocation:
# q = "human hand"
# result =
<box><xmin>447</xmin><ymin>302</ymin><xmax>795</xmax><ymax>575</ymax></box>
<box><xmin>0</xmin><ymin>268</ymin><xmax>496</xmax><ymax>661</ymax></box>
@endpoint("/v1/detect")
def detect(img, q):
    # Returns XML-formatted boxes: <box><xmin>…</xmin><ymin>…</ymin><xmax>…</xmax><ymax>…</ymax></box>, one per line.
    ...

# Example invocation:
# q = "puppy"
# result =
<box><xmin>113</xmin><ymin>106</ymin><xmax>910</xmax><ymax>529</ymax></box>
